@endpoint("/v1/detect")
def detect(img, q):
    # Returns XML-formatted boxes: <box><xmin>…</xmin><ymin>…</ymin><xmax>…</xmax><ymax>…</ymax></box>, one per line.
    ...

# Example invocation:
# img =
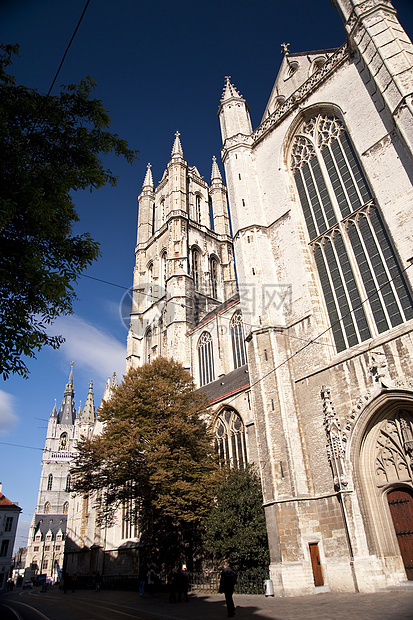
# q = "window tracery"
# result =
<box><xmin>230</xmin><ymin>310</ymin><xmax>247</xmax><ymax>369</ymax></box>
<box><xmin>47</xmin><ymin>474</ymin><xmax>53</xmax><ymax>491</ymax></box>
<box><xmin>192</xmin><ymin>249</ymin><xmax>200</xmax><ymax>290</ymax></box>
<box><xmin>291</xmin><ymin>113</ymin><xmax>413</xmax><ymax>352</ymax></box>
<box><xmin>375</xmin><ymin>411</ymin><xmax>413</xmax><ymax>485</ymax></box>
<box><xmin>198</xmin><ymin>331</ymin><xmax>215</xmax><ymax>386</ymax></box>
<box><xmin>210</xmin><ymin>257</ymin><xmax>218</xmax><ymax>299</ymax></box>
<box><xmin>145</xmin><ymin>327</ymin><xmax>152</xmax><ymax>364</ymax></box>
<box><xmin>214</xmin><ymin>408</ymin><xmax>247</xmax><ymax>468</ymax></box>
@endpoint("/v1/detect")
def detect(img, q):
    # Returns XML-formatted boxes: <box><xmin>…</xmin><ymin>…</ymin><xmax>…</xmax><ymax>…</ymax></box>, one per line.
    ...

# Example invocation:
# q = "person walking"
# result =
<box><xmin>219</xmin><ymin>560</ymin><xmax>237</xmax><ymax>617</ymax></box>
<box><xmin>177</xmin><ymin>564</ymin><xmax>189</xmax><ymax>602</ymax></box>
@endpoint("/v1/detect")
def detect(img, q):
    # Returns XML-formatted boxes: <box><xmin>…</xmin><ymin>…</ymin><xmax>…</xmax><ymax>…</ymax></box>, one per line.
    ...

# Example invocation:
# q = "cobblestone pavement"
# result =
<box><xmin>19</xmin><ymin>586</ymin><xmax>413</xmax><ymax>620</ymax></box>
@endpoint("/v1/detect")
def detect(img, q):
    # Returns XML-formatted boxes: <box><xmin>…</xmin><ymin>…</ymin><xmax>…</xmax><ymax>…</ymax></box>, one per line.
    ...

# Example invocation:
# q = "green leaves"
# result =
<box><xmin>72</xmin><ymin>358</ymin><xmax>219</xmax><ymax>568</ymax></box>
<box><xmin>204</xmin><ymin>465</ymin><xmax>270</xmax><ymax>571</ymax></box>
<box><xmin>0</xmin><ymin>43</ymin><xmax>138</xmax><ymax>379</ymax></box>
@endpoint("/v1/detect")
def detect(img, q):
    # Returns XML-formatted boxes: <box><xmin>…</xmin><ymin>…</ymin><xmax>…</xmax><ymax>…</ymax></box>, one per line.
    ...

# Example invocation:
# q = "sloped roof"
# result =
<box><xmin>198</xmin><ymin>363</ymin><xmax>250</xmax><ymax>405</ymax></box>
<box><xmin>34</xmin><ymin>514</ymin><xmax>68</xmax><ymax>538</ymax></box>
<box><xmin>0</xmin><ymin>492</ymin><xmax>21</xmax><ymax>511</ymax></box>
<box><xmin>262</xmin><ymin>47</ymin><xmax>340</xmax><ymax>122</ymax></box>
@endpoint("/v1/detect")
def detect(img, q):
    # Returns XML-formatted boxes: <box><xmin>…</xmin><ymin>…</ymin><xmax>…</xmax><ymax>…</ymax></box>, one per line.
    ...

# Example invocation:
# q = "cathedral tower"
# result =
<box><xmin>126</xmin><ymin>133</ymin><xmax>237</xmax><ymax>371</ymax></box>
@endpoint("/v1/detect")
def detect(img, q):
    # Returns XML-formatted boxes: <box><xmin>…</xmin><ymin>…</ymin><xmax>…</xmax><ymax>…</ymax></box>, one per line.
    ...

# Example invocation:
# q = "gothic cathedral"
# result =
<box><xmin>33</xmin><ymin>0</ymin><xmax>413</xmax><ymax>596</ymax></box>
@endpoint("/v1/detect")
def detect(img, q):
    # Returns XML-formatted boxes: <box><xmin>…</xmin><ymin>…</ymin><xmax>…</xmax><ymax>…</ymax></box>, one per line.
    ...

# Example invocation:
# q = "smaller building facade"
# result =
<box><xmin>0</xmin><ymin>484</ymin><xmax>21</xmax><ymax>590</ymax></box>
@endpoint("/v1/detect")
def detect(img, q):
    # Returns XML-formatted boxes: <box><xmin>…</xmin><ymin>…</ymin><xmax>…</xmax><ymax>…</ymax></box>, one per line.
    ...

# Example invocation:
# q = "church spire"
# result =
<box><xmin>220</xmin><ymin>75</ymin><xmax>243</xmax><ymax>103</ymax></box>
<box><xmin>218</xmin><ymin>76</ymin><xmax>252</xmax><ymax>142</ymax></box>
<box><xmin>58</xmin><ymin>363</ymin><xmax>76</xmax><ymax>425</ymax></box>
<box><xmin>80</xmin><ymin>380</ymin><xmax>95</xmax><ymax>426</ymax></box>
<box><xmin>142</xmin><ymin>163</ymin><xmax>153</xmax><ymax>189</ymax></box>
<box><xmin>171</xmin><ymin>131</ymin><xmax>184</xmax><ymax>158</ymax></box>
<box><xmin>211</xmin><ymin>155</ymin><xmax>223</xmax><ymax>182</ymax></box>
<box><xmin>50</xmin><ymin>401</ymin><xmax>58</xmax><ymax>419</ymax></box>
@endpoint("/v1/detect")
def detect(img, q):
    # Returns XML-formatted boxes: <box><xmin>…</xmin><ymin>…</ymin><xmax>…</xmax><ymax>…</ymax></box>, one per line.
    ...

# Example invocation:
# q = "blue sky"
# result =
<box><xmin>1</xmin><ymin>0</ymin><xmax>413</xmax><ymax>552</ymax></box>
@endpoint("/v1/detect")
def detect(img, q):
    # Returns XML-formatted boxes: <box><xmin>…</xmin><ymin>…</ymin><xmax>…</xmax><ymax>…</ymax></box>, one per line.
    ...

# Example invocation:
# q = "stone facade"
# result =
<box><xmin>0</xmin><ymin>485</ymin><xmax>21</xmax><ymax>590</ymax></box>
<box><xmin>25</xmin><ymin>367</ymin><xmax>98</xmax><ymax>581</ymax></box>
<box><xmin>216</xmin><ymin>0</ymin><xmax>413</xmax><ymax>595</ymax></box>
<box><xmin>40</xmin><ymin>0</ymin><xmax>413</xmax><ymax>596</ymax></box>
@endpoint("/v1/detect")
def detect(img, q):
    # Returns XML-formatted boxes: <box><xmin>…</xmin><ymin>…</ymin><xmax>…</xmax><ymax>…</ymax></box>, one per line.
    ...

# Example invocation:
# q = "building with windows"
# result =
<box><xmin>54</xmin><ymin>0</ymin><xmax>413</xmax><ymax>595</ymax></box>
<box><xmin>24</xmin><ymin>366</ymin><xmax>100</xmax><ymax>581</ymax></box>
<box><xmin>214</xmin><ymin>0</ymin><xmax>413</xmax><ymax>595</ymax></box>
<box><xmin>0</xmin><ymin>484</ymin><xmax>21</xmax><ymax>590</ymax></box>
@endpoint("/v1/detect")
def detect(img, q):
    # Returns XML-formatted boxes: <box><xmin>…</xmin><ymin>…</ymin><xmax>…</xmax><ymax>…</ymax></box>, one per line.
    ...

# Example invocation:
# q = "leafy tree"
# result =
<box><xmin>71</xmin><ymin>357</ymin><xmax>219</xmax><ymax>569</ymax></box>
<box><xmin>204</xmin><ymin>465</ymin><xmax>270</xmax><ymax>572</ymax></box>
<box><xmin>0</xmin><ymin>43</ymin><xmax>137</xmax><ymax>379</ymax></box>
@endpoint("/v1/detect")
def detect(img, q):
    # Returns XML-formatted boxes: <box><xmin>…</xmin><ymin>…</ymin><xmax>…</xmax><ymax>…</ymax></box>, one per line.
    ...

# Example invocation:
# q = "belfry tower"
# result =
<box><xmin>25</xmin><ymin>366</ymin><xmax>96</xmax><ymax>580</ymax></box>
<box><xmin>126</xmin><ymin>133</ymin><xmax>237</xmax><ymax>371</ymax></box>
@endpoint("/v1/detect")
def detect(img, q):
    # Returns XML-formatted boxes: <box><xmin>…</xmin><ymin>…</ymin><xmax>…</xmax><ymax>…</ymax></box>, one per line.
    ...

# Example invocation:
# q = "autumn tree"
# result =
<box><xmin>203</xmin><ymin>465</ymin><xmax>270</xmax><ymax>572</ymax></box>
<box><xmin>0</xmin><ymin>43</ymin><xmax>137</xmax><ymax>379</ymax></box>
<box><xmin>72</xmin><ymin>357</ymin><xmax>219</xmax><ymax>569</ymax></box>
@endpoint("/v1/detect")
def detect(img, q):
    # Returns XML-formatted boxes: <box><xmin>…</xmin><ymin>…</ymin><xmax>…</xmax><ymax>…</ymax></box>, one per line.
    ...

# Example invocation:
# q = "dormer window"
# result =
<box><xmin>311</xmin><ymin>56</ymin><xmax>326</xmax><ymax>75</ymax></box>
<box><xmin>286</xmin><ymin>61</ymin><xmax>299</xmax><ymax>78</ymax></box>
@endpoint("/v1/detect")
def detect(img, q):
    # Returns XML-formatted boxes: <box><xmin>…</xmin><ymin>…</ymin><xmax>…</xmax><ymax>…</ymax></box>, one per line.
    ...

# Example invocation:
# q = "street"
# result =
<box><xmin>1</xmin><ymin>586</ymin><xmax>413</xmax><ymax>620</ymax></box>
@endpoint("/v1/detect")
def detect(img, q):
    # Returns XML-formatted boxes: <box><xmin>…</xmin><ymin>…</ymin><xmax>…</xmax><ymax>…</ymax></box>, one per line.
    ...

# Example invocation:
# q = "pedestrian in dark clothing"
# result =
<box><xmin>138</xmin><ymin>565</ymin><xmax>146</xmax><ymax>597</ymax></box>
<box><xmin>63</xmin><ymin>572</ymin><xmax>70</xmax><ymax>594</ymax></box>
<box><xmin>95</xmin><ymin>571</ymin><xmax>102</xmax><ymax>592</ymax></box>
<box><xmin>71</xmin><ymin>572</ymin><xmax>77</xmax><ymax>593</ymax></box>
<box><xmin>177</xmin><ymin>564</ymin><xmax>189</xmax><ymax>602</ymax></box>
<box><xmin>168</xmin><ymin>567</ymin><xmax>178</xmax><ymax>602</ymax></box>
<box><xmin>219</xmin><ymin>560</ymin><xmax>237</xmax><ymax>617</ymax></box>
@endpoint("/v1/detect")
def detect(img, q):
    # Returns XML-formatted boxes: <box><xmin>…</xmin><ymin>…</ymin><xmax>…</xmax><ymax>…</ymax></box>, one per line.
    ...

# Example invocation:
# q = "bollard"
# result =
<box><xmin>264</xmin><ymin>579</ymin><xmax>274</xmax><ymax>597</ymax></box>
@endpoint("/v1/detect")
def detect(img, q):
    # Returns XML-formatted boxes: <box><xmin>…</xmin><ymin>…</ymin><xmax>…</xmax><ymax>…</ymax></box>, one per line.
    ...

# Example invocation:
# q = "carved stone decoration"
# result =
<box><xmin>369</xmin><ymin>350</ymin><xmax>392</xmax><ymax>388</ymax></box>
<box><xmin>346</xmin><ymin>0</ymin><xmax>395</xmax><ymax>32</ymax></box>
<box><xmin>321</xmin><ymin>385</ymin><xmax>348</xmax><ymax>491</ymax></box>
<box><xmin>375</xmin><ymin>413</ymin><xmax>413</xmax><ymax>485</ymax></box>
<box><xmin>400</xmin><ymin>411</ymin><xmax>413</xmax><ymax>468</ymax></box>
<box><xmin>251</xmin><ymin>44</ymin><xmax>349</xmax><ymax>144</ymax></box>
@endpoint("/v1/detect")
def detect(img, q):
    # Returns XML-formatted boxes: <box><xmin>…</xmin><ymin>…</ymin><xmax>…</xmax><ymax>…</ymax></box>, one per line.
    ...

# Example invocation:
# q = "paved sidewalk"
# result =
<box><xmin>44</xmin><ymin>587</ymin><xmax>413</xmax><ymax>619</ymax></box>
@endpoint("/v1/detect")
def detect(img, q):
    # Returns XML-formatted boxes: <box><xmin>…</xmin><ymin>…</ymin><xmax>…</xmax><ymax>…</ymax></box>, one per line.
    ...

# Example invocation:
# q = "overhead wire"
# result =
<box><xmin>216</xmin><ymin>260</ymin><xmax>413</xmax><ymax>409</ymax></box>
<box><xmin>26</xmin><ymin>0</ymin><xmax>91</xmax><ymax>135</ymax></box>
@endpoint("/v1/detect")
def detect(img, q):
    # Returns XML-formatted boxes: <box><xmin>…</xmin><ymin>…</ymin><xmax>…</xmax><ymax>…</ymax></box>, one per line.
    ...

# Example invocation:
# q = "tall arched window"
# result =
<box><xmin>195</xmin><ymin>195</ymin><xmax>201</xmax><ymax>223</ymax></box>
<box><xmin>63</xmin><ymin>501</ymin><xmax>69</xmax><ymax>515</ymax></box>
<box><xmin>209</xmin><ymin>196</ymin><xmax>214</xmax><ymax>230</ymax></box>
<box><xmin>151</xmin><ymin>202</ymin><xmax>157</xmax><ymax>235</ymax></box>
<box><xmin>198</xmin><ymin>331</ymin><xmax>215</xmax><ymax>386</ymax></box>
<box><xmin>59</xmin><ymin>433</ymin><xmax>67</xmax><ymax>451</ymax></box>
<box><xmin>161</xmin><ymin>251</ymin><xmax>167</xmax><ymax>291</ymax></box>
<box><xmin>47</xmin><ymin>474</ymin><xmax>53</xmax><ymax>491</ymax></box>
<box><xmin>192</xmin><ymin>249</ymin><xmax>200</xmax><ymax>290</ymax></box>
<box><xmin>210</xmin><ymin>257</ymin><xmax>218</xmax><ymax>298</ymax></box>
<box><xmin>44</xmin><ymin>502</ymin><xmax>50</xmax><ymax>515</ymax></box>
<box><xmin>214</xmin><ymin>408</ymin><xmax>247</xmax><ymax>468</ymax></box>
<box><xmin>291</xmin><ymin>113</ymin><xmax>413</xmax><ymax>352</ymax></box>
<box><xmin>65</xmin><ymin>474</ymin><xmax>71</xmax><ymax>492</ymax></box>
<box><xmin>147</xmin><ymin>263</ymin><xmax>153</xmax><ymax>306</ymax></box>
<box><xmin>230</xmin><ymin>310</ymin><xmax>247</xmax><ymax>369</ymax></box>
<box><xmin>145</xmin><ymin>327</ymin><xmax>152</xmax><ymax>364</ymax></box>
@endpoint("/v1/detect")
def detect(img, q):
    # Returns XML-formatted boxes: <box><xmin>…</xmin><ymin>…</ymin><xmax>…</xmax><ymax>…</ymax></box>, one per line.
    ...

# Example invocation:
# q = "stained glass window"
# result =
<box><xmin>291</xmin><ymin>114</ymin><xmax>413</xmax><ymax>352</ymax></box>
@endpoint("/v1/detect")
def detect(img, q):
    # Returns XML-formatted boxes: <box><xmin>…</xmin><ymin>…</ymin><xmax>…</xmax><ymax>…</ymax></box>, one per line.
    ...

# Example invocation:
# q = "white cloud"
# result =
<box><xmin>48</xmin><ymin>315</ymin><xmax>126</xmax><ymax>384</ymax></box>
<box><xmin>0</xmin><ymin>390</ymin><xmax>18</xmax><ymax>435</ymax></box>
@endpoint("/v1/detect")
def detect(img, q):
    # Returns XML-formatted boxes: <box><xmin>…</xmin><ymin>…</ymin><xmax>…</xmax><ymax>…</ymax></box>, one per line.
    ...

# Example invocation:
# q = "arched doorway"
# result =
<box><xmin>353</xmin><ymin>399</ymin><xmax>413</xmax><ymax>584</ymax></box>
<box><xmin>387</xmin><ymin>487</ymin><xmax>413</xmax><ymax>580</ymax></box>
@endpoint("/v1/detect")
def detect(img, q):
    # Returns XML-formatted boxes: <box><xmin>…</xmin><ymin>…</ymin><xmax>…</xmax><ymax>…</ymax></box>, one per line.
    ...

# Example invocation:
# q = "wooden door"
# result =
<box><xmin>309</xmin><ymin>543</ymin><xmax>324</xmax><ymax>587</ymax></box>
<box><xmin>387</xmin><ymin>487</ymin><xmax>413</xmax><ymax>580</ymax></box>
